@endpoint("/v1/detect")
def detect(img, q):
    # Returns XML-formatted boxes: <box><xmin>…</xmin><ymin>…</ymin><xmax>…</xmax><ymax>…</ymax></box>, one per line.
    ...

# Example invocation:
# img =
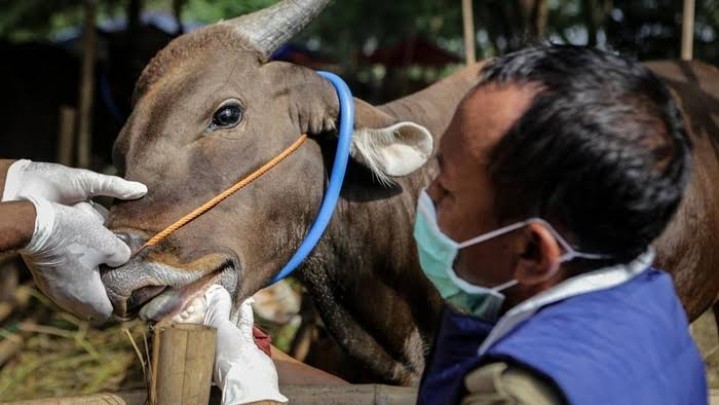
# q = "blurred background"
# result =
<box><xmin>0</xmin><ymin>0</ymin><xmax>717</xmax><ymax>401</ymax></box>
<box><xmin>1</xmin><ymin>0</ymin><xmax>718</xmax><ymax>167</ymax></box>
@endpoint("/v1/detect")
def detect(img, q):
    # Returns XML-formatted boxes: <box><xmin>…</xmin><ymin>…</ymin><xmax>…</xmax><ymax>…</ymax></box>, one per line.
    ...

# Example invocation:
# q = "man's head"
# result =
<box><xmin>426</xmin><ymin>45</ymin><xmax>692</xmax><ymax>305</ymax></box>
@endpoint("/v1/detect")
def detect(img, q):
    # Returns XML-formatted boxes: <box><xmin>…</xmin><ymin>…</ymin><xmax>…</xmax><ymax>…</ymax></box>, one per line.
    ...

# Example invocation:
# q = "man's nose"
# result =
<box><xmin>114</xmin><ymin>232</ymin><xmax>147</xmax><ymax>254</ymax></box>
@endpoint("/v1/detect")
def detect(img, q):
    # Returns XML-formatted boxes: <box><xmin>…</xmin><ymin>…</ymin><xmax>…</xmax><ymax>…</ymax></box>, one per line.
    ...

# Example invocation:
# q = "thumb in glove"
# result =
<box><xmin>202</xmin><ymin>285</ymin><xmax>288</xmax><ymax>404</ymax></box>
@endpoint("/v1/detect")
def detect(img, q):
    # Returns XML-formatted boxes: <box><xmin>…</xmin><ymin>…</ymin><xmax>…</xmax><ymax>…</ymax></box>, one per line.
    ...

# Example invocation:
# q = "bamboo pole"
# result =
<box><xmin>462</xmin><ymin>0</ymin><xmax>476</xmax><ymax>65</ymax></box>
<box><xmin>77</xmin><ymin>0</ymin><xmax>97</xmax><ymax>168</ymax></box>
<box><xmin>57</xmin><ymin>107</ymin><xmax>76</xmax><ymax>166</ymax></box>
<box><xmin>6</xmin><ymin>384</ymin><xmax>420</xmax><ymax>405</ymax></box>
<box><xmin>681</xmin><ymin>0</ymin><xmax>696</xmax><ymax>60</ymax></box>
<box><xmin>150</xmin><ymin>323</ymin><xmax>217</xmax><ymax>405</ymax></box>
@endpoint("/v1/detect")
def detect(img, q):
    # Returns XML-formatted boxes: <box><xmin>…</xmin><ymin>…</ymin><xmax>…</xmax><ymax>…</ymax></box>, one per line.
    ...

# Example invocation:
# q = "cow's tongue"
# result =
<box><xmin>138</xmin><ymin>274</ymin><xmax>220</xmax><ymax>322</ymax></box>
<box><xmin>139</xmin><ymin>288</ymin><xmax>187</xmax><ymax>321</ymax></box>
<box><xmin>139</xmin><ymin>290</ymin><xmax>208</xmax><ymax>323</ymax></box>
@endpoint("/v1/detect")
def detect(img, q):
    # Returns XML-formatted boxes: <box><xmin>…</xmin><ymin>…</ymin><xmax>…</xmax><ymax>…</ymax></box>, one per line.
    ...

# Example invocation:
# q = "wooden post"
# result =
<box><xmin>5</xmin><ymin>385</ymin><xmax>422</xmax><ymax>405</ymax></box>
<box><xmin>57</xmin><ymin>107</ymin><xmax>76</xmax><ymax>166</ymax></box>
<box><xmin>150</xmin><ymin>323</ymin><xmax>217</xmax><ymax>405</ymax></box>
<box><xmin>462</xmin><ymin>0</ymin><xmax>476</xmax><ymax>65</ymax></box>
<box><xmin>77</xmin><ymin>0</ymin><xmax>97</xmax><ymax>168</ymax></box>
<box><xmin>681</xmin><ymin>0</ymin><xmax>696</xmax><ymax>60</ymax></box>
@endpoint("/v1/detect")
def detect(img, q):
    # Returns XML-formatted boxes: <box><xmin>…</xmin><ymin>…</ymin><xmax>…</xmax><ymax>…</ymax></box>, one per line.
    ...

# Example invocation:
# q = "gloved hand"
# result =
<box><xmin>203</xmin><ymin>285</ymin><xmax>288</xmax><ymax>405</ymax></box>
<box><xmin>2</xmin><ymin>159</ymin><xmax>147</xmax><ymax>203</ymax></box>
<box><xmin>20</xmin><ymin>198</ymin><xmax>131</xmax><ymax>322</ymax></box>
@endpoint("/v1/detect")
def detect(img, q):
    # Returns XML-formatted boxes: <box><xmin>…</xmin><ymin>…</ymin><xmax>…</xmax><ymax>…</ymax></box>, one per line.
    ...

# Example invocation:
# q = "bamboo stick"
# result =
<box><xmin>150</xmin><ymin>323</ymin><xmax>216</xmax><ymax>405</ymax></box>
<box><xmin>77</xmin><ymin>0</ymin><xmax>97</xmax><ymax>168</ymax></box>
<box><xmin>57</xmin><ymin>107</ymin><xmax>76</xmax><ymax>166</ymax></box>
<box><xmin>681</xmin><ymin>0</ymin><xmax>696</xmax><ymax>60</ymax></box>
<box><xmin>5</xmin><ymin>385</ymin><xmax>420</xmax><ymax>405</ymax></box>
<box><xmin>462</xmin><ymin>0</ymin><xmax>476</xmax><ymax>65</ymax></box>
<box><xmin>12</xmin><ymin>386</ymin><xmax>719</xmax><ymax>404</ymax></box>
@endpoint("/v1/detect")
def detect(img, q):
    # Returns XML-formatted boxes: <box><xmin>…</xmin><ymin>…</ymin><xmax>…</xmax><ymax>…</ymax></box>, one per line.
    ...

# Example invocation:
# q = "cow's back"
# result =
<box><xmin>647</xmin><ymin>60</ymin><xmax>719</xmax><ymax>320</ymax></box>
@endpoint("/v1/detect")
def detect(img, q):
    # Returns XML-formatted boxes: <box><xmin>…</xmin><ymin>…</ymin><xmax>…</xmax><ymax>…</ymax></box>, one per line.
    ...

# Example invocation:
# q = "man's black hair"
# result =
<box><xmin>480</xmin><ymin>45</ymin><xmax>692</xmax><ymax>263</ymax></box>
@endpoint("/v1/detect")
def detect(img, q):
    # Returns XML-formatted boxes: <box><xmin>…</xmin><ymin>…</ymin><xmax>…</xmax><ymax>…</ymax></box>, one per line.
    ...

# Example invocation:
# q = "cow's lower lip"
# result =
<box><xmin>128</xmin><ymin>285</ymin><xmax>168</xmax><ymax>311</ymax></box>
<box><xmin>137</xmin><ymin>269</ymin><xmax>225</xmax><ymax>323</ymax></box>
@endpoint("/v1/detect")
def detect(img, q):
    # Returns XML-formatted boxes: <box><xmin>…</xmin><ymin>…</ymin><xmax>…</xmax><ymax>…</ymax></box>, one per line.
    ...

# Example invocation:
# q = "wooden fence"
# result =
<box><xmin>5</xmin><ymin>384</ymin><xmax>417</xmax><ymax>405</ymax></box>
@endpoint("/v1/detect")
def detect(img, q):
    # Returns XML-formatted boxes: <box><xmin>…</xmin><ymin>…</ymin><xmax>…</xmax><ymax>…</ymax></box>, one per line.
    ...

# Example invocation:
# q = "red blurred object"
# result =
<box><xmin>253</xmin><ymin>325</ymin><xmax>273</xmax><ymax>357</ymax></box>
<box><xmin>361</xmin><ymin>34</ymin><xmax>461</xmax><ymax>67</ymax></box>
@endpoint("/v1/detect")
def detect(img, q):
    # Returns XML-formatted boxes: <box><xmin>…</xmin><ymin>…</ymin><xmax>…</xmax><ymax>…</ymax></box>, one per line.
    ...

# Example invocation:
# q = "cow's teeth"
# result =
<box><xmin>169</xmin><ymin>292</ymin><xmax>210</xmax><ymax>324</ymax></box>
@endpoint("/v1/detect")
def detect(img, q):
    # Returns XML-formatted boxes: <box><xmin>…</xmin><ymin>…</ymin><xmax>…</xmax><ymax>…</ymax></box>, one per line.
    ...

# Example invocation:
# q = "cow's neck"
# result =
<box><xmin>379</xmin><ymin>62</ymin><xmax>486</xmax><ymax>141</ymax></box>
<box><xmin>299</xmin><ymin>63</ymin><xmax>486</xmax><ymax>385</ymax></box>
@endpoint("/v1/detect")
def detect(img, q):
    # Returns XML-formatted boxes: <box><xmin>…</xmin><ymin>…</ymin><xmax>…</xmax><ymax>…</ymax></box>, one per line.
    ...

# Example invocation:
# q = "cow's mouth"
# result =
<box><xmin>103</xmin><ymin>256</ymin><xmax>238</xmax><ymax>322</ymax></box>
<box><xmin>139</xmin><ymin>270</ymin><xmax>224</xmax><ymax>323</ymax></box>
<box><xmin>136</xmin><ymin>266</ymin><xmax>231</xmax><ymax>323</ymax></box>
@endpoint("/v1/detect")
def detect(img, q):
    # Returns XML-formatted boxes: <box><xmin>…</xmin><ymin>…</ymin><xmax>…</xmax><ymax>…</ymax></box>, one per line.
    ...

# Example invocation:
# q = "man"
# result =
<box><xmin>415</xmin><ymin>46</ymin><xmax>706</xmax><ymax>404</ymax></box>
<box><xmin>0</xmin><ymin>159</ymin><xmax>146</xmax><ymax>321</ymax></box>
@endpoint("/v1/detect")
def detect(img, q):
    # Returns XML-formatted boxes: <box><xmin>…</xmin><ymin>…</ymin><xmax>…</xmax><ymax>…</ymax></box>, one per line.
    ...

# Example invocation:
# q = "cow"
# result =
<box><xmin>101</xmin><ymin>0</ymin><xmax>719</xmax><ymax>385</ymax></box>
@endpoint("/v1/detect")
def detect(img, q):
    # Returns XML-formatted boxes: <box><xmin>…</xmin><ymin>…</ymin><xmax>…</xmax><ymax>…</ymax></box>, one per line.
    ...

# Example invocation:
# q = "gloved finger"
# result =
<box><xmin>79</xmin><ymin>172</ymin><xmax>148</xmax><ymax>200</ymax></box>
<box><xmin>23</xmin><ymin>256</ymin><xmax>113</xmax><ymax>323</ymax></box>
<box><xmin>90</xmin><ymin>201</ymin><xmax>110</xmax><ymax>219</ymax></box>
<box><xmin>203</xmin><ymin>285</ymin><xmax>232</xmax><ymax>327</ymax></box>
<box><xmin>94</xmin><ymin>229</ymin><xmax>133</xmax><ymax>267</ymax></box>
<box><xmin>74</xmin><ymin>202</ymin><xmax>106</xmax><ymax>224</ymax></box>
<box><xmin>73</xmin><ymin>269</ymin><xmax>114</xmax><ymax>323</ymax></box>
<box><xmin>35</xmin><ymin>280</ymin><xmax>113</xmax><ymax>323</ymax></box>
<box><xmin>237</xmin><ymin>297</ymin><xmax>255</xmax><ymax>338</ymax></box>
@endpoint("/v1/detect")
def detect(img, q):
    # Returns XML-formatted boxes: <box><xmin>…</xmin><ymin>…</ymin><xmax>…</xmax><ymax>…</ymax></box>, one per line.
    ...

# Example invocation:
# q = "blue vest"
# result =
<box><xmin>417</xmin><ymin>269</ymin><xmax>707</xmax><ymax>405</ymax></box>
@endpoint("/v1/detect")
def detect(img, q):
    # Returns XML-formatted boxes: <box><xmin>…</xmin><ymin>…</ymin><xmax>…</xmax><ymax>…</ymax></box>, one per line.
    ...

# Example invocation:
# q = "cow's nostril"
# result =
<box><xmin>114</xmin><ymin>232</ymin><xmax>147</xmax><ymax>254</ymax></box>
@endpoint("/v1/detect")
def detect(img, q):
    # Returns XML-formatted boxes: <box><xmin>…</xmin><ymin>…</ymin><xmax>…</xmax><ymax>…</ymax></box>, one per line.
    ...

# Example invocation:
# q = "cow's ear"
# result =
<box><xmin>349</xmin><ymin>99</ymin><xmax>434</xmax><ymax>182</ymax></box>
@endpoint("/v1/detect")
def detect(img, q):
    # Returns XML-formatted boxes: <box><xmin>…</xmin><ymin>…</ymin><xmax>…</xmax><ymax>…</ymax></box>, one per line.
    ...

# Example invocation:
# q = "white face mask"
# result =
<box><xmin>413</xmin><ymin>189</ymin><xmax>607</xmax><ymax>321</ymax></box>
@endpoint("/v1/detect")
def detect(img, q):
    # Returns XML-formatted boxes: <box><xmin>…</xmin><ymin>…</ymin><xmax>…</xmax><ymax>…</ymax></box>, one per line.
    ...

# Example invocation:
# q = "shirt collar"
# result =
<box><xmin>478</xmin><ymin>248</ymin><xmax>656</xmax><ymax>355</ymax></box>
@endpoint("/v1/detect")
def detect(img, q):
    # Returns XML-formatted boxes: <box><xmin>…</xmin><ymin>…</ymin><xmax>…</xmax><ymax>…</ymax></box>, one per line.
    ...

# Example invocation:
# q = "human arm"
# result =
<box><xmin>0</xmin><ymin>200</ymin><xmax>36</xmax><ymax>252</ymax></box>
<box><xmin>0</xmin><ymin>158</ymin><xmax>147</xmax><ymax>321</ymax></box>
<box><xmin>0</xmin><ymin>159</ymin><xmax>14</xmax><ymax>196</ymax></box>
<box><xmin>462</xmin><ymin>362</ymin><xmax>565</xmax><ymax>405</ymax></box>
<box><xmin>271</xmin><ymin>346</ymin><xmax>347</xmax><ymax>386</ymax></box>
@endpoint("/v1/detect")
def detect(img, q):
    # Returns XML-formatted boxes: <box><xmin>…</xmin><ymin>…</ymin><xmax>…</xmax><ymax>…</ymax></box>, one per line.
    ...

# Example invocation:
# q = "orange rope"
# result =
<box><xmin>140</xmin><ymin>134</ymin><xmax>308</xmax><ymax>250</ymax></box>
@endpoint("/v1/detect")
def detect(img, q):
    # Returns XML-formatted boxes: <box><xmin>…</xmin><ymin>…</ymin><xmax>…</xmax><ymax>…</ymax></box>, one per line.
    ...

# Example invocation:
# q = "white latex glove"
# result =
<box><xmin>20</xmin><ymin>198</ymin><xmax>131</xmax><ymax>322</ymax></box>
<box><xmin>2</xmin><ymin>159</ymin><xmax>147</xmax><ymax>203</ymax></box>
<box><xmin>203</xmin><ymin>285</ymin><xmax>288</xmax><ymax>405</ymax></box>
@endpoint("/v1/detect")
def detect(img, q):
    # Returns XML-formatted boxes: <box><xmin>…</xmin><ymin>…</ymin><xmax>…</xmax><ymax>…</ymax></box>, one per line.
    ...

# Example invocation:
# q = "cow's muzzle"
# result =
<box><xmin>101</xmin><ymin>244</ymin><xmax>239</xmax><ymax>321</ymax></box>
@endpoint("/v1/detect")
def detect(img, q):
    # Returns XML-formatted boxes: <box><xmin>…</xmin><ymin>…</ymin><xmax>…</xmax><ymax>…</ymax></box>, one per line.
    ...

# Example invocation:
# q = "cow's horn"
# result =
<box><xmin>228</xmin><ymin>0</ymin><xmax>331</xmax><ymax>56</ymax></box>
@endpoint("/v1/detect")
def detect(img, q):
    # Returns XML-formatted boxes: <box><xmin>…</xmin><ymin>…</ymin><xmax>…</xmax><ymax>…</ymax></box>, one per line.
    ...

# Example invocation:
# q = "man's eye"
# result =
<box><xmin>210</xmin><ymin>103</ymin><xmax>243</xmax><ymax>129</ymax></box>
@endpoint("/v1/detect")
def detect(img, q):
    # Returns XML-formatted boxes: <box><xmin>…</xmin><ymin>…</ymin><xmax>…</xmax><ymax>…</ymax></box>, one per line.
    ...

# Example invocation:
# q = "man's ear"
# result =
<box><xmin>514</xmin><ymin>223</ymin><xmax>563</xmax><ymax>285</ymax></box>
<box><xmin>349</xmin><ymin>99</ymin><xmax>433</xmax><ymax>184</ymax></box>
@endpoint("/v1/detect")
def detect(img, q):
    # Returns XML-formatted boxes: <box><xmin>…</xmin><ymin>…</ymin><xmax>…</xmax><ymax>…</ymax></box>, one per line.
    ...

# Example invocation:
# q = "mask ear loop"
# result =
<box><xmin>526</xmin><ymin>218</ymin><xmax>610</xmax><ymax>262</ymax></box>
<box><xmin>490</xmin><ymin>278</ymin><xmax>519</xmax><ymax>293</ymax></box>
<box><xmin>456</xmin><ymin>217</ymin><xmax>608</xmax><ymax>266</ymax></box>
<box><xmin>457</xmin><ymin>220</ymin><xmax>533</xmax><ymax>249</ymax></box>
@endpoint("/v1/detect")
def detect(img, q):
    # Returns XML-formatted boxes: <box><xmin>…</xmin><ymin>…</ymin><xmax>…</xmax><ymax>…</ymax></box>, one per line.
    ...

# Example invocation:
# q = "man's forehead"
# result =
<box><xmin>447</xmin><ymin>83</ymin><xmax>540</xmax><ymax>160</ymax></box>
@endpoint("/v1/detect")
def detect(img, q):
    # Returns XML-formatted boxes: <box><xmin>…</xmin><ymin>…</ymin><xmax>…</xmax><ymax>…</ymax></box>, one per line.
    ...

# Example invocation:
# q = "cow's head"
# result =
<box><xmin>102</xmin><ymin>0</ymin><xmax>433</xmax><ymax>321</ymax></box>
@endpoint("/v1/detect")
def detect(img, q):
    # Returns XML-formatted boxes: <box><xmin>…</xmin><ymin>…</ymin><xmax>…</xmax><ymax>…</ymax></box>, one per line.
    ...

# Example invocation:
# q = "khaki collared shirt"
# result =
<box><xmin>462</xmin><ymin>362</ymin><xmax>565</xmax><ymax>405</ymax></box>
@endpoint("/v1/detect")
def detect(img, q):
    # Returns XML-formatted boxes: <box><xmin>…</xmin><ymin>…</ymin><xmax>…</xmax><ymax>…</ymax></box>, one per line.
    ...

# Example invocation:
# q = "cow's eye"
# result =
<box><xmin>210</xmin><ymin>102</ymin><xmax>243</xmax><ymax>130</ymax></box>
